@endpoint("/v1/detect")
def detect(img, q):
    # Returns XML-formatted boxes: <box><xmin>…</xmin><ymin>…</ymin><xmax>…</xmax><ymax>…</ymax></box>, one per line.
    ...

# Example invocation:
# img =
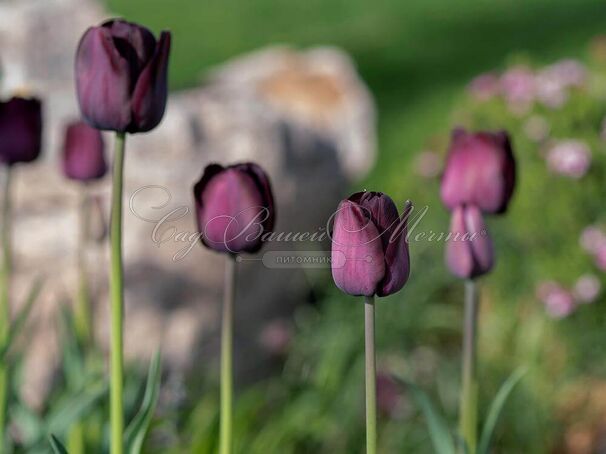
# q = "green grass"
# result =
<box><xmin>108</xmin><ymin>0</ymin><xmax>606</xmax><ymax>192</ymax></box>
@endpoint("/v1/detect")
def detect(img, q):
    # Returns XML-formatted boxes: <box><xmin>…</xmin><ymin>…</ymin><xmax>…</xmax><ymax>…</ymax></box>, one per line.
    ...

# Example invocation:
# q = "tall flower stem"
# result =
<box><xmin>110</xmin><ymin>132</ymin><xmax>126</xmax><ymax>454</ymax></box>
<box><xmin>220</xmin><ymin>255</ymin><xmax>236</xmax><ymax>454</ymax></box>
<box><xmin>69</xmin><ymin>189</ymin><xmax>92</xmax><ymax>454</ymax></box>
<box><xmin>459</xmin><ymin>279</ymin><xmax>479</xmax><ymax>454</ymax></box>
<box><xmin>364</xmin><ymin>295</ymin><xmax>377</xmax><ymax>454</ymax></box>
<box><xmin>0</xmin><ymin>167</ymin><xmax>12</xmax><ymax>448</ymax></box>
<box><xmin>75</xmin><ymin>188</ymin><xmax>92</xmax><ymax>346</ymax></box>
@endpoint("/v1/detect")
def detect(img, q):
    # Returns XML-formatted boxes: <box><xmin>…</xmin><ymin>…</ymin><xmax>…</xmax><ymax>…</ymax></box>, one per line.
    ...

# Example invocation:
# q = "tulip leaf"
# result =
<box><xmin>455</xmin><ymin>433</ymin><xmax>470</xmax><ymax>454</ymax></box>
<box><xmin>49</xmin><ymin>434</ymin><xmax>69</xmax><ymax>454</ymax></box>
<box><xmin>46</xmin><ymin>382</ymin><xmax>107</xmax><ymax>435</ymax></box>
<box><xmin>403</xmin><ymin>380</ymin><xmax>455</xmax><ymax>454</ymax></box>
<box><xmin>0</xmin><ymin>276</ymin><xmax>44</xmax><ymax>362</ymax></box>
<box><xmin>11</xmin><ymin>403</ymin><xmax>45</xmax><ymax>447</ymax></box>
<box><xmin>58</xmin><ymin>305</ymin><xmax>86</xmax><ymax>389</ymax></box>
<box><xmin>125</xmin><ymin>350</ymin><xmax>162</xmax><ymax>454</ymax></box>
<box><xmin>478</xmin><ymin>367</ymin><xmax>527</xmax><ymax>454</ymax></box>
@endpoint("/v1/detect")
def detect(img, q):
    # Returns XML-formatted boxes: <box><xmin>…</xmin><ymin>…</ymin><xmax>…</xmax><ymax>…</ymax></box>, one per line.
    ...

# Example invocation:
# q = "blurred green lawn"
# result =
<box><xmin>108</xmin><ymin>0</ymin><xmax>606</xmax><ymax>193</ymax></box>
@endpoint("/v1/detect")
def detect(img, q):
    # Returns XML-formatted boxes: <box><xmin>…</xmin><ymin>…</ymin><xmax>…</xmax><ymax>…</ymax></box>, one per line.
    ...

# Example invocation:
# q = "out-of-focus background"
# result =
<box><xmin>2</xmin><ymin>0</ymin><xmax>606</xmax><ymax>452</ymax></box>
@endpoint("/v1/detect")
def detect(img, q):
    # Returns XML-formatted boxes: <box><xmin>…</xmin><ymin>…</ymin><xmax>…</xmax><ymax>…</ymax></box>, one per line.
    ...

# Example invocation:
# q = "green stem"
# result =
<box><xmin>110</xmin><ymin>132</ymin><xmax>126</xmax><ymax>454</ymax></box>
<box><xmin>220</xmin><ymin>255</ymin><xmax>236</xmax><ymax>454</ymax></box>
<box><xmin>459</xmin><ymin>280</ymin><xmax>479</xmax><ymax>454</ymax></box>
<box><xmin>0</xmin><ymin>167</ymin><xmax>11</xmax><ymax>449</ymax></box>
<box><xmin>68</xmin><ymin>189</ymin><xmax>91</xmax><ymax>454</ymax></box>
<box><xmin>75</xmin><ymin>188</ymin><xmax>92</xmax><ymax>346</ymax></box>
<box><xmin>364</xmin><ymin>295</ymin><xmax>377</xmax><ymax>454</ymax></box>
<box><xmin>68</xmin><ymin>422</ymin><xmax>86</xmax><ymax>454</ymax></box>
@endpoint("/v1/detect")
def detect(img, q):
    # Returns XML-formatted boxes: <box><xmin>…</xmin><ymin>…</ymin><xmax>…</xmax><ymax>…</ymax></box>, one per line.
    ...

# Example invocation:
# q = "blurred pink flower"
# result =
<box><xmin>547</xmin><ymin>60</ymin><xmax>586</xmax><ymax>87</ymax></box>
<box><xmin>414</xmin><ymin>150</ymin><xmax>441</xmax><ymax>178</ymax></box>
<box><xmin>536</xmin><ymin>280</ymin><xmax>560</xmax><ymax>300</ymax></box>
<box><xmin>468</xmin><ymin>73</ymin><xmax>500</xmax><ymax>101</ymax></box>
<box><xmin>259</xmin><ymin>319</ymin><xmax>292</xmax><ymax>356</ymax></box>
<box><xmin>595</xmin><ymin>246</ymin><xmax>606</xmax><ymax>271</ymax></box>
<box><xmin>376</xmin><ymin>372</ymin><xmax>401</xmax><ymax>417</ymax></box>
<box><xmin>535</xmin><ymin>60</ymin><xmax>585</xmax><ymax>108</ymax></box>
<box><xmin>536</xmin><ymin>280</ymin><xmax>576</xmax><ymax>319</ymax></box>
<box><xmin>600</xmin><ymin>118</ymin><xmax>606</xmax><ymax>142</ymax></box>
<box><xmin>546</xmin><ymin>140</ymin><xmax>591</xmax><ymax>178</ymax></box>
<box><xmin>535</xmin><ymin>72</ymin><xmax>568</xmax><ymax>108</ymax></box>
<box><xmin>500</xmin><ymin>66</ymin><xmax>535</xmax><ymax>112</ymax></box>
<box><xmin>573</xmin><ymin>274</ymin><xmax>601</xmax><ymax>304</ymax></box>
<box><xmin>579</xmin><ymin>226</ymin><xmax>606</xmax><ymax>255</ymax></box>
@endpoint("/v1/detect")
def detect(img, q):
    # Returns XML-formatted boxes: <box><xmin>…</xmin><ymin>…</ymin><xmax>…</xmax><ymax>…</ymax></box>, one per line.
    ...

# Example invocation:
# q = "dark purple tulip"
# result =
<box><xmin>62</xmin><ymin>120</ymin><xmax>107</xmax><ymax>181</ymax></box>
<box><xmin>331</xmin><ymin>192</ymin><xmax>411</xmax><ymax>297</ymax></box>
<box><xmin>0</xmin><ymin>97</ymin><xmax>42</xmax><ymax>166</ymax></box>
<box><xmin>193</xmin><ymin>163</ymin><xmax>275</xmax><ymax>254</ymax></box>
<box><xmin>446</xmin><ymin>205</ymin><xmax>494</xmax><ymax>279</ymax></box>
<box><xmin>75</xmin><ymin>19</ymin><xmax>171</xmax><ymax>133</ymax></box>
<box><xmin>441</xmin><ymin>128</ymin><xmax>516</xmax><ymax>214</ymax></box>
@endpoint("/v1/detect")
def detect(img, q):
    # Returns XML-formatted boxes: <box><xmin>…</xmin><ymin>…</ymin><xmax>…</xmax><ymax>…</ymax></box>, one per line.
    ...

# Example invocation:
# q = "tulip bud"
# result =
<box><xmin>193</xmin><ymin>163</ymin><xmax>275</xmax><ymax>254</ymax></box>
<box><xmin>0</xmin><ymin>97</ymin><xmax>42</xmax><ymax>166</ymax></box>
<box><xmin>446</xmin><ymin>205</ymin><xmax>494</xmax><ymax>279</ymax></box>
<box><xmin>75</xmin><ymin>19</ymin><xmax>171</xmax><ymax>133</ymax></box>
<box><xmin>441</xmin><ymin>128</ymin><xmax>516</xmax><ymax>214</ymax></box>
<box><xmin>62</xmin><ymin>120</ymin><xmax>107</xmax><ymax>181</ymax></box>
<box><xmin>331</xmin><ymin>192</ymin><xmax>411</xmax><ymax>297</ymax></box>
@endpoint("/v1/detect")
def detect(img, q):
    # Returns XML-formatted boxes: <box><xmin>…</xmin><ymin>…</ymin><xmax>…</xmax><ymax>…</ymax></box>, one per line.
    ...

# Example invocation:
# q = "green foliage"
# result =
<box><xmin>49</xmin><ymin>434</ymin><xmax>69</xmax><ymax>454</ymax></box>
<box><xmin>6</xmin><ymin>304</ymin><xmax>157</xmax><ymax>453</ymax></box>
<box><xmin>125</xmin><ymin>351</ymin><xmax>162</xmax><ymax>454</ymax></box>
<box><xmin>478</xmin><ymin>368</ymin><xmax>527</xmax><ymax>454</ymax></box>
<box><xmin>402</xmin><ymin>381</ymin><xmax>455</xmax><ymax>454</ymax></box>
<box><xmin>0</xmin><ymin>277</ymin><xmax>44</xmax><ymax>362</ymax></box>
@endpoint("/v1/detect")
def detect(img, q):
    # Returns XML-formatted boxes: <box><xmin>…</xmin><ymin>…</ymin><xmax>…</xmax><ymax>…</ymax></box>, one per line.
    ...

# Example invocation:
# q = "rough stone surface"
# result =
<box><xmin>0</xmin><ymin>0</ymin><xmax>377</xmax><ymax>407</ymax></box>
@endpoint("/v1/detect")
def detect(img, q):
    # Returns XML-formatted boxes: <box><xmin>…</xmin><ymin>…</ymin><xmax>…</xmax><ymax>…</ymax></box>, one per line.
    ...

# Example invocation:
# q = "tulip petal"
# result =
<box><xmin>232</xmin><ymin>162</ymin><xmax>276</xmax><ymax>233</ymax></box>
<box><xmin>193</xmin><ymin>163</ymin><xmax>226</xmax><ymax>241</ymax></box>
<box><xmin>446</xmin><ymin>206</ymin><xmax>474</xmax><ymax>279</ymax></box>
<box><xmin>495</xmin><ymin>131</ymin><xmax>516</xmax><ymax>212</ymax></box>
<box><xmin>103</xmin><ymin>19</ymin><xmax>157</xmax><ymax>80</ymax></box>
<box><xmin>446</xmin><ymin>205</ymin><xmax>494</xmax><ymax>279</ymax></box>
<box><xmin>331</xmin><ymin>200</ymin><xmax>385</xmax><ymax>297</ymax></box>
<box><xmin>465</xmin><ymin>205</ymin><xmax>494</xmax><ymax>274</ymax></box>
<box><xmin>131</xmin><ymin>31</ymin><xmax>171</xmax><ymax>133</ymax></box>
<box><xmin>0</xmin><ymin>97</ymin><xmax>42</xmax><ymax>165</ymax></box>
<box><xmin>193</xmin><ymin>164</ymin><xmax>270</xmax><ymax>254</ymax></box>
<box><xmin>62</xmin><ymin>121</ymin><xmax>106</xmax><ymax>181</ymax></box>
<box><xmin>350</xmin><ymin>191</ymin><xmax>399</xmax><ymax>251</ymax></box>
<box><xmin>75</xmin><ymin>27</ymin><xmax>132</xmax><ymax>131</ymax></box>
<box><xmin>378</xmin><ymin>201</ymin><xmax>411</xmax><ymax>296</ymax></box>
<box><xmin>441</xmin><ymin>129</ymin><xmax>516</xmax><ymax>214</ymax></box>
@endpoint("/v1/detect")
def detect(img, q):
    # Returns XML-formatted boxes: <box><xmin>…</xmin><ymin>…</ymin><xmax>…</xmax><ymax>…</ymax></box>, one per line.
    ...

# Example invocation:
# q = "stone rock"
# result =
<box><xmin>0</xmin><ymin>0</ymin><xmax>377</xmax><ymax>407</ymax></box>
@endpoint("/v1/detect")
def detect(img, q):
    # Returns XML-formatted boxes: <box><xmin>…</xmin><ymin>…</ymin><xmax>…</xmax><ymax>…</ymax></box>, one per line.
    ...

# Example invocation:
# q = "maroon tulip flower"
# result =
<box><xmin>193</xmin><ymin>163</ymin><xmax>275</xmax><ymax>254</ymax></box>
<box><xmin>441</xmin><ymin>128</ymin><xmax>516</xmax><ymax>214</ymax></box>
<box><xmin>446</xmin><ymin>205</ymin><xmax>494</xmax><ymax>279</ymax></box>
<box><xmin>331</xmin><ymin>192</ymin><xmax>411</xmax><ymax>297</ymax></box>
<box><xmin>75</xmin><ymin>19</ymin><xmax>171</xmax><ymax>133</ymax></box>
<box><xmin>62</xmin><ymin>120</ymin><xmax>107</xmax><ymax>181</ymax></box>
<box><xmin>0</xmin><ymin>97</ymin><xmax>42</xmax><ymax>166</ymax></box>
